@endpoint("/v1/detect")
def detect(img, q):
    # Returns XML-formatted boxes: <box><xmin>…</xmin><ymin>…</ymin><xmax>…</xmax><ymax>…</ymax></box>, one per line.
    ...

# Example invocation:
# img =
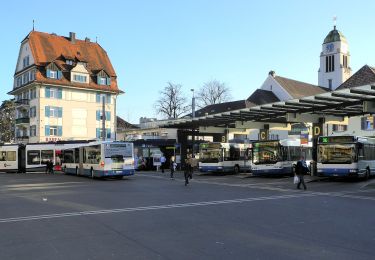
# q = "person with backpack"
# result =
<box><xmin>295</xmin><ymin>156</ymin><xmax>309</xmax><ymax>190</ymax></box>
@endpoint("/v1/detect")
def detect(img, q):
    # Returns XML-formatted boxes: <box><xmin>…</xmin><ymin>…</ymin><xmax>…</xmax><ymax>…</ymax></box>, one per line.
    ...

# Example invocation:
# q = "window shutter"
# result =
<box><xmin>46</xmin><ymin>69</ymin><xmax>51</xmax><ymax>78</ymax></box>
<box><xmin>106</xmin><ymin>77</ymin><xmax>111</xmax><ymax>86</ymax></box>
<box><xmin>58</xmin><ymin>107</ymin><xmax>63</xmax><ymax>118</ymax></box>
<box><xmin>106</xmin><ymin>94</ymin><xmax>111</xmax><ymax>104</ymax></box>
<box><xmin>57</xmin><ymin>126</ymin><xmax>63</xmax><ymax>136</ymax></box>
<box><xmin>106</xmin><ymin>111</ymin><xmax>111</xmax><ymax>121</ymax></box>
<box><xmin>96</xmin><ymin>93</ymin><xmax>101</xmax><ymax>103</ymax></box>
<box><xmin>45</xmin><ymin>106</ymin><xmax>50</xmax><ymax>117</ymax></box>
<box><xmin>45</xmin><ymin>125</ymin><xmax>50</xmax><ymax>136</ymax></box>
<box><xmin>45</xmin><ymin>87</ymin><xmax>50</xmax><ymax>98</ymax></box>
<box><xmin>57</xmin><ymin>88</ymin><xmax>62</xmax><ymax>99</ymax></box>
<box><xmin>106</xmin><ymin>128</ymin><xmax>111</xmax><ymax>139</ymax></box>
<box><xmin>96</xmin><ymin>111</ymin><xmax>100</xmax><ymax>121</ymax></box>
<box><xmin>97</xmin><ymin>76</ymin><xmax>101</xmax><ymax>85</ymax></box>
<box><xmin>96</xmin><ymin>128</ymin><xmax>100</xmax><ymax>138</ymax></box>
<box><xmin>57</xmin><ymin>70</ymin><xmax>62</xmax><ymax>79</ymax></box>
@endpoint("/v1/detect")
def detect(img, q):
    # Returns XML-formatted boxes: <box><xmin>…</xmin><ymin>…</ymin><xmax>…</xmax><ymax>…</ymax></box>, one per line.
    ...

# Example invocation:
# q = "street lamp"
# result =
<box><xmin>190</xmin><ymin>89</ymin><xmax>195</xmax><ymax>157</ymax></box>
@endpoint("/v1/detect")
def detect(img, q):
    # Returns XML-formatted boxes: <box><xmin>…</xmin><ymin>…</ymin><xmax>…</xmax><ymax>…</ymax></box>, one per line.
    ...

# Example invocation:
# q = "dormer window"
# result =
<box><xmin>96</xmin><ymin>70</ymin><xmax>111</xmax><ymax>86</ymax></box>
<box><xmin>66</xmin><ymin>59</ymin><xmax>74</xmax><ymax>65</ymax></box>
<box><xmin>46</xmin><ymin>62</ymin><xmax>62</xmax><ymax>79</ymax></box>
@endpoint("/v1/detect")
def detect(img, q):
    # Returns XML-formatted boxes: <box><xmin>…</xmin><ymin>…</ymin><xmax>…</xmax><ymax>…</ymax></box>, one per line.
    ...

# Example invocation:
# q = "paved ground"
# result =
<box><xmin>0</xmin><ymin>171</ymin><xmax>374</xmax><ymax>260</ymax></box>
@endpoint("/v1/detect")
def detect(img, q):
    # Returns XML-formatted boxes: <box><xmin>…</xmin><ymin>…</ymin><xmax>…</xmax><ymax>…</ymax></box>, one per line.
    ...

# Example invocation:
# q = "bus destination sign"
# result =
<box><xmin>319</xmin><ymin>136</ymin><xmax>356</xmax><ymax>144</ymax></box>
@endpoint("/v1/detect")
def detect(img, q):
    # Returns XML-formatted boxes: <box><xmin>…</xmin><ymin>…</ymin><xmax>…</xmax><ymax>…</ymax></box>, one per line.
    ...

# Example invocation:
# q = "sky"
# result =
<box><xmin>1</xmin><ymin>0</ymin><xmax>375</xmax><ymax>124</ymax></box>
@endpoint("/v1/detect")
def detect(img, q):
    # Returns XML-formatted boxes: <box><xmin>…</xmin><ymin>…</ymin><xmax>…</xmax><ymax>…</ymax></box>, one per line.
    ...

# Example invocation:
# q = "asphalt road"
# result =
<box><xmin>0</xmin><ymin>171</ymin><xmax>374</xmax><ymax>260</ymax></box>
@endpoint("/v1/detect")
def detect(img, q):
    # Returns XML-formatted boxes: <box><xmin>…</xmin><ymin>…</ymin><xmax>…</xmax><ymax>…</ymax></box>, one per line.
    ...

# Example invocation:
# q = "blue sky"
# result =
<box><xmin>1</xmin><ymin>0</ymin><xmax>375</xmax><ymax>123</ymax></box>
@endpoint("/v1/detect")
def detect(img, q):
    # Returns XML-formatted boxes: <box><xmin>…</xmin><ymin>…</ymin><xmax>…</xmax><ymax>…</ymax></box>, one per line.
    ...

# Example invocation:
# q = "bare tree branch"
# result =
<box><xmin>196</xmin><ymin>80</ymin><xmax>232</xmax><ymax>108</ymax></box>
<box><xmin>154</xmin><ymin>82</ymin><xmax>190</xmax><ymax>119</ymax></box>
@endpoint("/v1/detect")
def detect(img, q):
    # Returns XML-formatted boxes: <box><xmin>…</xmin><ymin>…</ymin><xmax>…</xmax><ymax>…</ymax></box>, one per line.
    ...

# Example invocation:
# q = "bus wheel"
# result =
<box><xmin>90</xmin><ymin>168</ymin><xmax>94</xmax><ymax>179</ymax></box>
<box><xmin>234</xmin><ymin>165</ymin><xmax>240</xmax><ymax>174</ymax></box>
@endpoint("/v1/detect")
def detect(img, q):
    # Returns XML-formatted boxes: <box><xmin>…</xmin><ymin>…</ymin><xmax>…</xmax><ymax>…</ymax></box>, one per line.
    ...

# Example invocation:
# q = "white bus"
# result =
<box><xmin>317</xmin><ymin>135</ymin><xmax>375</xmax><ymax>180</ymax></box>
<box><xmin>0</xmin><ymin>144</ymin><xmax>20</xmax><ymax>172</ymax></box>
<box><xmin>198</xmin><ymin>142</ymin><xmax>252</xmax><ymax>174</ymax></box>
<box><xmin>62</xmin><ymin>141</ymin><xmax>135</xmax><ymax>179</ymax></box>
<box><xmin>251</xmin><ymin>138</ymin><xmax>312</xmax><ymax>176</ymax></box>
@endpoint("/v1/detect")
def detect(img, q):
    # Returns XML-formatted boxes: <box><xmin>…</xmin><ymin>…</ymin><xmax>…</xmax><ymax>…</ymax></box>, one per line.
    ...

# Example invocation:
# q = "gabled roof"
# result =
<box><xmin>274</xmin><ymin>76</ymin><xmax>328</xmax><ymax>98</ymax></box>
<box><xmin>247</xmin><ymin>89</ymin><xmax>279</xmax><ymax>105</ymax></box>
<box><xmin>17</xmin><ymin>31</ymin><xmax>121</xmax><ymax>94</ymax></box>
<box><xmin>117</xmin><ymin>116</ymin><xmax>139</xmax><ymax>130</ymax></box>
<box><xmin>194</xmin><ymin>100</ymin><xmax>250</xmax><ymax>117</ymax></box>
<box><xmin>336</xmin><ymin>65</ymin><xmax>375</xmax><ymax>90</ymax></box>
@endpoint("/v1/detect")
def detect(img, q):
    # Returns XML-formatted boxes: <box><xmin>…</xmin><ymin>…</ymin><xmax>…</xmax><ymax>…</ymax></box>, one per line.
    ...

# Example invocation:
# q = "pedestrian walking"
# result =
<box><xmin>170</xmin><ymin>156</ymin><xmax>176</xmax><ymax>179</ymax></box>
<box><xmin>295</xmin><ymin>156</ymin><xmax>309</xmax><ymax>190</ymax></box>
<box><xmin>48</xmin><ymin>160</ymin><xmax>54</xmax><ymax>174</ymax></box>
<box><xmin>160</xmin><ymin>154</ymin><xmax>166</xmax><ymax>173</ymax></box>
<box><xmin>184</xmin><ymin>155</ymin><xmax>192</xmax><ymax>186</ymax></box>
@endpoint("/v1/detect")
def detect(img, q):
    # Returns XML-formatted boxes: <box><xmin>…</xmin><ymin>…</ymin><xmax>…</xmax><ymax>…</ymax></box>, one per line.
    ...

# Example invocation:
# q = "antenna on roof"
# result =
<box><xmin>96</xmin><ymin>36</ymin><xmax>98</xmax><ymax>43</ymax></box>
<box><xmin>32</xmin><ymin>19</ymin><xmax>35</xmax><ymax>31</ymax></box>
<box><xmin>333</xmin><ymin>15</ymin><xmax>337</xmax><ymax>30</ymax></box>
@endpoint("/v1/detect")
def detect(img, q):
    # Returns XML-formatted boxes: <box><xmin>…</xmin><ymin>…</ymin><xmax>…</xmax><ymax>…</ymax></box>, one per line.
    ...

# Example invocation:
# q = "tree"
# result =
<box><xmin>196</xmin><ymin>80</ymin><xmax>232</xmax><ymax>108</ymax></box>
<box><xmin>0</xmin><ymin>99</ymin><xmax>15</xmax><ymax>143</ymax></box>
<box><xmin>155</xmin><ymin>82</ymin><xmax>190</xmax><ymax>119</ymax></box>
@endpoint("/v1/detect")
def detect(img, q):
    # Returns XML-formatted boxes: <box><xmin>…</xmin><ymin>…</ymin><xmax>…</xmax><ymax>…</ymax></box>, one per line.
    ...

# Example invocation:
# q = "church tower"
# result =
<box><xmin>318</xmin><ymin>25</ymin><xmax>351</xmax><ymax>90</ymax></box>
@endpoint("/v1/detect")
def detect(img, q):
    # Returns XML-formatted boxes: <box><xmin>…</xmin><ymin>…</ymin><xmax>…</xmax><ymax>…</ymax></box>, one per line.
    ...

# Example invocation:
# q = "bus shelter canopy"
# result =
<box><xmin>162</xmin><ymin>84</ymin><xmax>375</xmax><ymax>129</ymax></box>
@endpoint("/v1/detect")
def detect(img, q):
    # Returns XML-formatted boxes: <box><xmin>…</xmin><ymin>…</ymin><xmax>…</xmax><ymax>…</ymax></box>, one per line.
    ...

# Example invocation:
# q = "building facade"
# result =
<box><xmin>9</xmin><ymin>31</ymin><xmax>122</xmax><ymax>143</ymax></box>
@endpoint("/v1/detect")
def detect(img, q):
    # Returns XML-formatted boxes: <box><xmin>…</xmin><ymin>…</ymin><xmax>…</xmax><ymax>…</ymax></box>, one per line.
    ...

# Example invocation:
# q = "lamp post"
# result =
<box><xmin>191</xmin><ymin>89</ymin><xmax>195</xmax><ymax>157</ymax></box>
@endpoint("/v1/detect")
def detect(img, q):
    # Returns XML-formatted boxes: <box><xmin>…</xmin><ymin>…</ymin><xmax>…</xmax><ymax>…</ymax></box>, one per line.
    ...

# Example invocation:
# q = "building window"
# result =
<box><xmin>45</xmin><ymin>87</ymin><xmax>62</xmax><ymax>99</ymax></box>
<box><xmin>30</xmin><ymin>88</ymin><xmax>37</xmax><ymax>99</ymax></box>
<box><xmin>97</xmin><ymin>76</ymin><xmax>111</xmax><ymax>86</ymax></box>
<box><xmin>328</xmin><ymin>79</ymin><xmax>332</xmax><ymax>90</ymax></box>
<box><xmin>326</xmin><ymin>55</ymin><xmax>335</xmax><ymax>72</ymax></box>
<box><xmin>45</xmin><ymin>125</ymin><xmax>62</xmax><ymax>136</ymax></box>
<box><xmin>96</xmin><ymin>93</ymin><xmax>111</xmax><ymax>104</ymax></box>
<box><xmin>361</xmin><ymin>116</ymin><xmax>375</xmax><ymax>130</ymax></box>
<box><xmin>96</xmin><ymin>110</ymin><xmax>111</xmax><ymax>121</ymax></box>
<box><xmin>45</xmin><ymin>106</ymin><xmax>62</xmax><ymax>118</ymax></box>
<box><xmin>30</xmin><ymin>125</ymin><xmax>37</xmax><ymax>137</ymax></box>
<box><xmin>27</xmin><ymin>150</ymin><xmax>40</xmax><ymax>165</ymax></box>
<box><xmin>23</xmin><ymin>56</ymin><xmax>30</xmax><ymax>68</ymax></box>
<box><xmin>332</xmin><ymin>124</ymin><xmax>348</xmax><ymax>132</ymax></box>
<box><xmin>343</xmin><ymin>55</ymin><xmax>348</xmax><ymax>68</ymax></box>
<box><xmin>73</xmin><ymin>74</ymin><xmax>87</xmax><ymax>83</ymax></box>
<box><xmin>96</xmin><ymin>128</ymin><xmax>111</xmax><ymax>139</ymax></box>
<box><xmin>66</xmin><ymin>59</ymin><xmax>74</xmax><ymax>65</ymax></box>
<box><xmin>29</xmin><ymin>107</ymin><xmax>37</xmax><ymax>118</ymax></box>
<box><xmin>16</xmin><ymin>76</ymin><xmax>22</xmax><ymax>87</ymax></box>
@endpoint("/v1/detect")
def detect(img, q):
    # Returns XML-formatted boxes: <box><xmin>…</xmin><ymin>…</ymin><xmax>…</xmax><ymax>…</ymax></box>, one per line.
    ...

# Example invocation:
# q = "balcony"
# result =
<box><xmin>16</xmin><ymin>135</ymin><xmax>29</xmax><ymax>141</ymax></box>
<box><xmin>15</xmin><ymin>99</ymin><xmax>30</xmax><ymax>111</ymax></box>
<box><xmin>15</xmin><ymin>117</ymin><xmax>30</xmax><ymax>125</ymax></box>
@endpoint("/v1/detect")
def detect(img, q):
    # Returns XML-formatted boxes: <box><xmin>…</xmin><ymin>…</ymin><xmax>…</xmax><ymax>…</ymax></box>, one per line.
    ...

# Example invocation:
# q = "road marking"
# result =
<box><xmin>0</xmin><ymin>193</ymin><xmax>316</xmax><ymax>223</ymax></box>
<box><xmin>4</xmin><ymin>182</ymin><xmax>83</xmax><ymax>188</ymax></box>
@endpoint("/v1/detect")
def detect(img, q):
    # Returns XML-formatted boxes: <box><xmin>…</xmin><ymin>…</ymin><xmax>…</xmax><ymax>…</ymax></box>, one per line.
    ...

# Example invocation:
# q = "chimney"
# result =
<box><xmin>269</xmin><ymin>70</ymin><xmax>275</xmax><ymax>77</ymax></box>
<box><xmin>85</xmin><ymin>37</ymin><xmax>90</xmax><ymax>43</ymax></box>
<box><xmin>69</xmin><ymin>32</ymin><xmax>76</xmax><ymax>43</ymax></box>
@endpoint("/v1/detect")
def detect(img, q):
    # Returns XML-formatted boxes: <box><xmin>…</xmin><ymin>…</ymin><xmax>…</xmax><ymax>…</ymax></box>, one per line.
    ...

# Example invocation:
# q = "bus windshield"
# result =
<box><xmin>318</xmin><ymin>144</ymin><xmax>356</xmax><ymax>164</ymax></box>
<box><xmin>252</xmin><ymin>142</ymin><xmax>280</xmax><ymax>164</ymax></box>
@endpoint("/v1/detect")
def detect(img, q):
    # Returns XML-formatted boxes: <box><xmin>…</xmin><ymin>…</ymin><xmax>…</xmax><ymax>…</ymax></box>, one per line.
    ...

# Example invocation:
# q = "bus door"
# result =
<box><xmin>18</xmin><ymin>145</ymin><xmax>26</xmax><ymax>173</ymax></box>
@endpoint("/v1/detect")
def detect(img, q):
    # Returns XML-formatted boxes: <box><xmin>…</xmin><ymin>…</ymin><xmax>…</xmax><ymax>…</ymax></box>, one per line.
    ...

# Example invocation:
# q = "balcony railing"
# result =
<box><xmin>15</xmin><ymin>99</ymin><xmax>30</xmax><ymax>106</ymax></box>
<box><xmin>16</xmin><ymin>135</ymin><xmax>29</xmax><ymax>140</ymax></box>
<box><xmin>15</xmin><ymin>117</ymin><xmax>30</xmax><ymax>124</ymax></box>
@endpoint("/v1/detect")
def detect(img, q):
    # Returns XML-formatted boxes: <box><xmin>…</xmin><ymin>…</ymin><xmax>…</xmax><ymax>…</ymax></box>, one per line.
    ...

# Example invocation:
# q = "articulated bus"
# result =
<box><xmin>317</xmin><ymin>135</ymin><xmax>375</xmax><ymax>179</ymax></box>
<box><xmin>62</xmin><ymin>141</ymin><xmax>135</xmax><ymax>179</ymax></box>
<box><xmin>0</xmin><ymin>142</ymin><xmax>77</xmax><ymax>173</ymax></box>
<box><xmin>251</xmin><ymin>138</ymin><xmax>312</xmax><ymax>176</ymax></box>
<box><xmin>198</xmin><ymin>142</ymin><xmax>252</xmax><ymax>174</ymax></box>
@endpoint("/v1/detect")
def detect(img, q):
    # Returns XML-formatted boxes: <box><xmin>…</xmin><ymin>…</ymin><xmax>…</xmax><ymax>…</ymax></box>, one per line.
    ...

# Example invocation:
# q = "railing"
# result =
<box><xmin>16</xmin><ymin>135</ymin><xmax>29</xmax><ymax>140</ymax></box>
<box><xmin>15</xmin><ymin>99</ymin><xmax>30</xmax><ymax>106</ymax></box>
<box><xmin>15</xmin><ymin>117</ymin><xmax>30</xmax><ymax>124</ymax></box>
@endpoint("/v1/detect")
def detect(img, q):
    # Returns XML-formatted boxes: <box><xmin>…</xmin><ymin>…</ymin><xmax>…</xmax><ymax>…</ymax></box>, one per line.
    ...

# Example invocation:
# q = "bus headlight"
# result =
<box><xmin>218</xmin><ymin>167</ymin><xmax>223</xmax><ymax>169</ymax></box>
<box><xmin>349</xmin><ymin>169</ymin><xmax>358</xmax><ymax>173</ymax></box>
<box><xmin>317</xmin><ymin>169</ymin><xmax>322</xmax><ymax>172</ymax></box>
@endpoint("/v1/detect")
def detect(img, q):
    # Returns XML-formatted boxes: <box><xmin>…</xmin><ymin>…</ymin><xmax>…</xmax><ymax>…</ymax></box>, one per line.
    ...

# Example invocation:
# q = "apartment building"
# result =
<box><xmin>9</xmin><ymin>31</ymin><xmax>122</xmax><ymax>143</ymax></box>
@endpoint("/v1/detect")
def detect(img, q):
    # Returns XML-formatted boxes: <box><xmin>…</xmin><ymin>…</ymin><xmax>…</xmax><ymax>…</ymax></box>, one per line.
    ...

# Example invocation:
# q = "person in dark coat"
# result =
<box><xmin>170</xmin><ymin>156</ymin><xmax>176</xmax><ymax>179</ymax></box>
<box><xmin>184</xmin><ymin>155</ymin><xmax>192</xmax><ymax>186</ymax></box>
<box><xmin>296</xmin><ymin>156</ymin><xmax>309</xmax><ymax>190</ymax></box>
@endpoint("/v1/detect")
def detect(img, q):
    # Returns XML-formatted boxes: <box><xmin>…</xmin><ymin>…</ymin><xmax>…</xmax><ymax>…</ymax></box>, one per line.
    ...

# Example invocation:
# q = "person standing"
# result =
<box><xmin>160</xmin><ymin>154</ymin><xmax>166</xmax><ymax>173</ymax></box>
<box><xmin>170</xmin><ymin>156</ymin><xmax>176</xmax><ymax>179</ymax></box>
<box><xmin>184</xmin><ymin>155</ymin><xmax>192</xmax><ymax>186</ymax></box>
<box><xmin>296</xmin><ymin>156</ymin><xmax>309</xmax><ymax>190</ymax></box>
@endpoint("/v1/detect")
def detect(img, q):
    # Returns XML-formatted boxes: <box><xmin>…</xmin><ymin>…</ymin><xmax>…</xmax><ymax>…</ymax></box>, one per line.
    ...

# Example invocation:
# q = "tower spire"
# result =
<box><xmin>32</xmin><ymin>19</ymin><xmax>35</xmax><ymax>31</ymax></box>
<box><xmin>333</xmin><ymin>16</ymin><xmax>337</xmax><ymax>30</ymax></box>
